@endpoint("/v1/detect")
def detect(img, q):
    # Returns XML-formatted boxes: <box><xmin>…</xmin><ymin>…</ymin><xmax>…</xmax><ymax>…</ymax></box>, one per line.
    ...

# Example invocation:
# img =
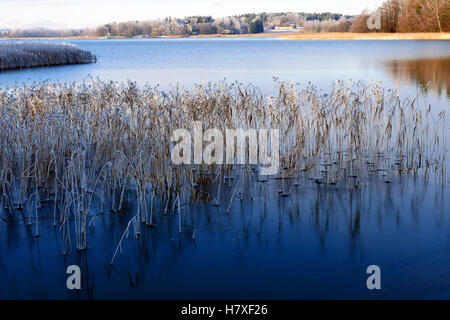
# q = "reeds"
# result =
<box><xmin>0</xmin><ymin>42</ymin><xmax>96</xmax><ymax>70</ymax></box>
<box><xmin>0</xmin><ymin>79</ymin><xmax>446</xmax><ymax>258</ymax></box>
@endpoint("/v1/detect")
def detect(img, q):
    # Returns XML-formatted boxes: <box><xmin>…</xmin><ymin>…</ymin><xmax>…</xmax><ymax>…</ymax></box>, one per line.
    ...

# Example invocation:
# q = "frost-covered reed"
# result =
<box><xmin>0</xmin><ymin>42</ymin><xmax>96</xmax><ymax>70</ymax></box>
<box><xmin>0</xmin><ymin>80</ymin><xmax>446</xmax><ymax>255</ymax></box>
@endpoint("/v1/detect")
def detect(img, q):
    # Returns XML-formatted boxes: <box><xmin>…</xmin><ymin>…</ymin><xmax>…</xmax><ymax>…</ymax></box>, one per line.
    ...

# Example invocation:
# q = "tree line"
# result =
<box><xmin>1</xmin><ymin>12</ymin><xmax>353</xmax><ymax>38</ymax></box>
<box><xmin>351</xmin><ymin>0</ymin><xmax>449</xmax><ymax>32</ymax></box>
<box><xmin>1</xmin><ymin>2</ymin><xmax>448</xmax><ymax>38</ymax></box>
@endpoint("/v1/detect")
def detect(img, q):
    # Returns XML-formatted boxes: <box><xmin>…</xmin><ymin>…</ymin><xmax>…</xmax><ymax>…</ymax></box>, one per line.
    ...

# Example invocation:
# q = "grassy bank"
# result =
<box><xmin>0</xmin><ymin>36</ymin><xmax>102</xmax><ymax>41</ymax></box>
<box><xmin>0</xmin><ymin>42</ymin><xmax>96</xmax><ymax>71</ymax></box>
<box><xmin>2</xmin><ymin>32</ymin><xmax>449</xmax><ymax>41</ymax></box>
<box><xmin>279</xmin><ymin>32</ymin><xmax>450</xmax><ymax>40</ymax></box>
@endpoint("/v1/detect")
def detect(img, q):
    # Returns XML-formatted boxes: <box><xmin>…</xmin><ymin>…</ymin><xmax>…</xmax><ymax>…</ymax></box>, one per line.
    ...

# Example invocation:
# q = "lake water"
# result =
<box><xmin>0</xmin><ymin>38</ymin><xmax>449</xmax><ymax>299</ymax></box>
<box><xmin>1</xmin><ymin>175</ymin><xmax>449</xmax><ymax>299</ymax></box>
<box><xmin>0</xmin><ymin>38</ymin><xmax>449</xmax><ymax>100</ymax></box>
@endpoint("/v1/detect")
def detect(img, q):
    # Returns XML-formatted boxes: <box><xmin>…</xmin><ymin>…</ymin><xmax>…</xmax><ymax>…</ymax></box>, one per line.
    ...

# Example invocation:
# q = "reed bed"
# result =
<box><xmin>0</xmin><ymin>80</ymin><xmax>446</xmax><ymax>257</ymax></box>
<box><xmin>0</xmin><ymin>42</ymin><xmax>96</xmax><ymax>71</ymax></box>
<box><xmin>280</xmin><ymin>32</ymin><xmax>450</xmax><ymax>41</ymax></box>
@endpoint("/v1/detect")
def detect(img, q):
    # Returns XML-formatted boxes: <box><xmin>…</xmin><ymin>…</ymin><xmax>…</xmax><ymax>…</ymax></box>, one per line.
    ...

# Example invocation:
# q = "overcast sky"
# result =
<box><xmin>0</xmin><ymin>0</ymin><xmax>384</xmax><ymax>29</ymax></box>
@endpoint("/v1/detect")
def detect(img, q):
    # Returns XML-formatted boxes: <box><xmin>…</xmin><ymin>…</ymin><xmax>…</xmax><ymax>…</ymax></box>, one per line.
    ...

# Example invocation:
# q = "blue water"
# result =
<box><xmin>0</xmin><ymin>38</ymin><xmax>449</xmax><ymax>299</ymax></box>
<box><xmin>0</xmin><ymin>175</ymin><xmax>449</xmax><ymax>299</ymax></box>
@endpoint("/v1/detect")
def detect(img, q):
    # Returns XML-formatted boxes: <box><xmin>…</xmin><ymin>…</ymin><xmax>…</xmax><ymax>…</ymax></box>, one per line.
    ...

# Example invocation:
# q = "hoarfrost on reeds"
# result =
<box><xmin>0</xmin><ymin>42</ymin><xmax>96</xmax><ymax>70</ymax></box>
<box><xmin>0</xmin><ymin>80</ymin><xmax>447</xmax><ymax>254</ymax></box>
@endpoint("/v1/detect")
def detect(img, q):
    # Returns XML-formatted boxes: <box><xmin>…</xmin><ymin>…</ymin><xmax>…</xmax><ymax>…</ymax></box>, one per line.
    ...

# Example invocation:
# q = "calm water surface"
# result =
<box><xmin>0</xmin><ymin>176</ymin><xmax>449</xmax><ymax>299</ymax></box>
<box><xmin>0</xmin><ymin>38</ymin><xmax>449</xmax><ymax>299</ymax></box>
<box><xmin>0</xmin><ymin>38</ymin><xmax>449</xmax><ymax>98</ymax></box>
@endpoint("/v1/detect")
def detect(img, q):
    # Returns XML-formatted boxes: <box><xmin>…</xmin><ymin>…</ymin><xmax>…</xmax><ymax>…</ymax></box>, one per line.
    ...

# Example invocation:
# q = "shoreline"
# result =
<box><xmin>1</xmin><ymin>32</ymin><xmax>449</xmax><ymax>41</ymax></box>
<box><xmin>280</xmin><ymin>32</ymin><xmax>450</xmax><ymax>40</ymax></box>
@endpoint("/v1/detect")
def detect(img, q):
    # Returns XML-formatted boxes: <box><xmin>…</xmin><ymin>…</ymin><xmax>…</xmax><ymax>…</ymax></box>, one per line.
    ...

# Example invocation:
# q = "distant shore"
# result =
<box><xmin>279</xmin><ymin>32</ymin><xmax>450</xmax><ymax>40</ymax></box>
<box><xmin>1</xmin><ymin>32</ymin><xmax>449</xmax><ymax>41</ymax></box>
<box><xmin>192</xmin><ymin>32</ymin><xmax>450</xmax><ymax>40</ymax></box>
<box><xmin>0</xmin><ymin>36</ymin><xmax>102</xmax><ymax>41</ymax></box>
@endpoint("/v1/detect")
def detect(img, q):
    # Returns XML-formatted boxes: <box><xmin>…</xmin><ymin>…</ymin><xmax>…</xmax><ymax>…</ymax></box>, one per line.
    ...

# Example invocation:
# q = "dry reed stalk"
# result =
<box><xmin>0</xmin><ymin>79</ymin><xmax>446</xmax><ymax>260</ymax></box>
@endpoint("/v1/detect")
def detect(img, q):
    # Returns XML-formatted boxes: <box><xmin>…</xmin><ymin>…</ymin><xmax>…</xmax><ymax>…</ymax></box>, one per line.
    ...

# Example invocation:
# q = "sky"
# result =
<box><xmin>0</xmin><ymin>0</ymin><xmax>384</xmax><ymax>29</ymax></box>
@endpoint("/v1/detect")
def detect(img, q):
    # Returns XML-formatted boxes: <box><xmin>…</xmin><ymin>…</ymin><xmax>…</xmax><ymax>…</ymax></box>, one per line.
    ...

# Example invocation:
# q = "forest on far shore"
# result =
<box><xmin>1</xmin><ymin>0</ymin><xmax>449</xmax><ymax>38</ymax></box>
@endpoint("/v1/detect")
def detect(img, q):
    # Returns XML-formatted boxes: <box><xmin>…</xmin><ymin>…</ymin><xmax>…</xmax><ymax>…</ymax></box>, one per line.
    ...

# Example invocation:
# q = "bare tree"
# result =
<box><xmin>350</xmin><ymin>10</ymin><xmax>371</xmax><ymax>32</ymax></box>
<box><xmin>425</xmin><ymin>0</ymin><xmax>443</xmax><ymax>32</ymax></box>
<box><xmin>380</xmin><ymin>0</ymin><xmax>401</xmax><ymax>32</ymax></box>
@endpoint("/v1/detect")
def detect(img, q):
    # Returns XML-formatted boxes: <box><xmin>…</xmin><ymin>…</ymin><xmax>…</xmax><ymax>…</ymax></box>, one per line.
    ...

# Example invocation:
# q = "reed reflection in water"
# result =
<box><xmin>0</xmin><ymin>174</ymin><xmax>448</xmax><ymax>299</ymax></box>
<box><xmin>384</xmin><ymin>58</ymin><xmax>450</xmax><ymax>99</ymax></box>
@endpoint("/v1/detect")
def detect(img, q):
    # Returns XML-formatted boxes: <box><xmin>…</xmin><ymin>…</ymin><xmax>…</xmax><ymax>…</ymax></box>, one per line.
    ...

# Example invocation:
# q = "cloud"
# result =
<box><xmin>0</xmin><ymin>0</ymin><xmax>385</xmax><ymax>29</ymax></box>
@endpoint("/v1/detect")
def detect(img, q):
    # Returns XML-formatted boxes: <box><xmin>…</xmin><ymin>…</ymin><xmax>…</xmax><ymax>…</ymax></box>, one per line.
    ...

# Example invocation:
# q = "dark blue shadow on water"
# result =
<box><xmin>0</xmin><ymin>174</ymin><xmax>449</xmax><ymax>299</ymax></box>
